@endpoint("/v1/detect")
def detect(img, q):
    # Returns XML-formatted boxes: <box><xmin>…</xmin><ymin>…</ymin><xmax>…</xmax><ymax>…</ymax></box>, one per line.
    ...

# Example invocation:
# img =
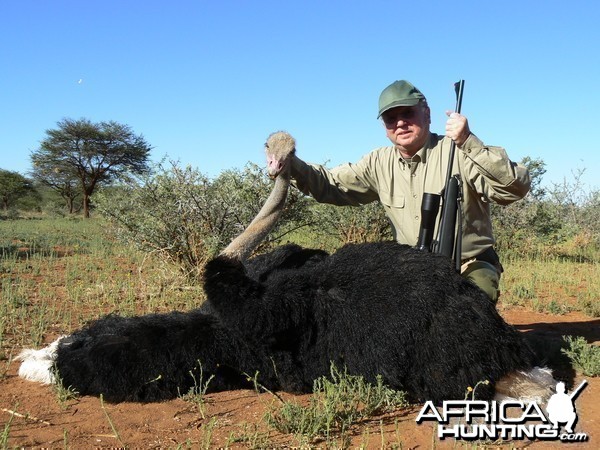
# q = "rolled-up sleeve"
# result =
<box><xmin>459</xmin><ymin>134</ymin><xmax>531</xmax><ymax>205</ymax></box>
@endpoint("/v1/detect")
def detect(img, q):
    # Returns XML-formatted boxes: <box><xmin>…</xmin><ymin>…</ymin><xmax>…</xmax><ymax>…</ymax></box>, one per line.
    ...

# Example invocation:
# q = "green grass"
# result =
<box><xmin>100</xmin><ymin>394</ymin><xmax>127</xmax><ymax>448</ymax></box>
<box><xmin>0</xmin><ymin>218</ymin><xmax>204</xmax><ymax>360</ymax></box>
<box><xmin>0</xmin><ymin>404</ymin><xmax>16</xmax><ymax>449</ymax></box>
<box><xmin>499</xmin><ymin>252</ymin><xmax>599</xmax><ymax>316</ymax></box>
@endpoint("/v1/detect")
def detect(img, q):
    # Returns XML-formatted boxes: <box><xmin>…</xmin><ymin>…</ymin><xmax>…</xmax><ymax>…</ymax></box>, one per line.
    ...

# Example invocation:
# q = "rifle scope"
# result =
<box><xmin>416</xmin><ymin>192</ymin><xmax>441</xmax><ymax>252</ymax></box>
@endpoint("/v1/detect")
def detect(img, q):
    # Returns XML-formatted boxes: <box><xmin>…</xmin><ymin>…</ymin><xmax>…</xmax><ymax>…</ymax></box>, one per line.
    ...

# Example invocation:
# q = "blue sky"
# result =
<box><xmin>1</xmin><ymin>0</ymin><xmax>598</xmax><ymax>190</ymax></box>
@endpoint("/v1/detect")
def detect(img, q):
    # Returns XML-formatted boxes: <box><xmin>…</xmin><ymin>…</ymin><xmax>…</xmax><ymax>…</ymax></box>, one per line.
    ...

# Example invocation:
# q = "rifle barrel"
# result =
<box><xmin>569</xmin><ymin>379</ymin><xmax>588</xmax><ymax>401</ymax></box>
<box><xmin>444</xmin><ymin>80</ymin><xmax>465</xmax><ymax>185</ymax></box>
<box><xmin>434</xmin><ymin>80</ymin><xmax>465</xmax><ymax>261</ymax></box>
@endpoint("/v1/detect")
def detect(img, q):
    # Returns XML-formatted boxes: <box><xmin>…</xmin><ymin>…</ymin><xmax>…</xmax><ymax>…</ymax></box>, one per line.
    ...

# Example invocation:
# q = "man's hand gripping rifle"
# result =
<box><xmin>416</xmin><ymin>80</ymin><xmax>465</xmax><ymax>271</ymax></box>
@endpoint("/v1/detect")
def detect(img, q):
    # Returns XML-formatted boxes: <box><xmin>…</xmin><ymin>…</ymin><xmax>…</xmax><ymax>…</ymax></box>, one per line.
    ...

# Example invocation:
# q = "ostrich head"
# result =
<box><xmin>265</xmin><ymin>131</ymin><xmax>296</xmax><ymax>179</ymax></box>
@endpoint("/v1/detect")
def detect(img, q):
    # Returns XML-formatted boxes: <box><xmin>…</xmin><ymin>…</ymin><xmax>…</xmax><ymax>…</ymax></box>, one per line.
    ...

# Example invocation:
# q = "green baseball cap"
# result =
<box><xmin>377</xmin><ymin>80</ymin><xmax>426</xmax><ymax>118</ymax></box>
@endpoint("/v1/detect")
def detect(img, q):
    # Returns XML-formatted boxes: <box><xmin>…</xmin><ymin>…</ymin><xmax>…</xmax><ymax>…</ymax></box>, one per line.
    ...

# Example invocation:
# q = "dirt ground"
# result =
<box><xmin>1</xmin><ymin>308</ymin><xmax>598</xmax><ymax>449</ymax></box>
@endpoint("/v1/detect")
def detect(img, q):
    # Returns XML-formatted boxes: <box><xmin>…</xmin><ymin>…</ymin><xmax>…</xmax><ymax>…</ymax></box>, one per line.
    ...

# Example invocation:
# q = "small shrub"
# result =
<box><xmin>265</xmin><ymin>364</ymin><xmax>408</xmax><ymax>444</ymax></box>
<box><xmin>512</xmin><ymin>284</ymin><xmax>535</xmax><ymax>300</ymax></box>
<box><xmin>226</xmin><ymin>422</ymin><xmax>272</xmax><ymax>449</ymax></box>
<box><xmin>577</xmin><ymin>296</ymin><xmax>600</xmax><ymax>318</ymax></box>
<box><xmin>546</xmin><ymin>299</ymin><xmax>569</xmax><ymax>315</ymax></box>
<box><xmin>309</xmin><ymin>201</ymin><xmax>393</xmax><ymax>245</ymax></box>
<box><xmin>51</xmin><ymin>366</ymin><xmax>79</xmax><ymax>409</ymax></box>
<box><xmin>178</xmin><ymin>360</ymin><xmax>215</xmax><ymax>419</ymax></box>
<box><xmin>95</xmin><ymin>161</ymin><xmax>313</xmax><ymax>279</ymax></box>
<box><xmin>562</xmin><ymin>335</ymin><xmax>600</xmax><ymax>376</ymax></box>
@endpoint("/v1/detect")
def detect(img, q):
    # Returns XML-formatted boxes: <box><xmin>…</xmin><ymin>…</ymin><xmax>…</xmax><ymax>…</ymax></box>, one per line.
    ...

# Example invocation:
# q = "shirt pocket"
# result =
<box><xmin>379</xmin><ymin>192</ymin><xmax>405</xmax><ymax>209</ymax></box>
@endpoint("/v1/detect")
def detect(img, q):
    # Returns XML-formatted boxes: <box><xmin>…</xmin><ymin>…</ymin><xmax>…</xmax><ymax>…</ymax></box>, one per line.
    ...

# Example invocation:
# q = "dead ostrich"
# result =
<box><xmin>17</xmin><ymin>131</ymin><xmax>554</xmax><ymax>403</ymax></box>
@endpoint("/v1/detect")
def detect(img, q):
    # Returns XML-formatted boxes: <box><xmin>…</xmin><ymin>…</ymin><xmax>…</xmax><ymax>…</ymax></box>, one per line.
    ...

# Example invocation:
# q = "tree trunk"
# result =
<box><xmin>83</xmin><ymin>192</ymin><xmax>90</xmax><ymax>218</ymax></box>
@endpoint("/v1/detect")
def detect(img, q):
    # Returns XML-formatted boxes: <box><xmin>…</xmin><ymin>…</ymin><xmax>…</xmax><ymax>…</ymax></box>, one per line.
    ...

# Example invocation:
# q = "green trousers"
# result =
<box><xmin>461</xmin><ymin>260</ymin><xmax>501</xmax><ymax>303</ymax></box>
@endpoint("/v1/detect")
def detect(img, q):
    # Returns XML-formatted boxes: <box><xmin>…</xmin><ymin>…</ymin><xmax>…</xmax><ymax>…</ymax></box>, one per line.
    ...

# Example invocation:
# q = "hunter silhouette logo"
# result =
<box><xmin>416</xmin><ymin>380</ymin><xmax>589</xmax><ymax>443</ymax></box>
<box><xmin>547</xmin><ymin>380</ymin><xmax>587</xmax><ymax>434</ymax></box>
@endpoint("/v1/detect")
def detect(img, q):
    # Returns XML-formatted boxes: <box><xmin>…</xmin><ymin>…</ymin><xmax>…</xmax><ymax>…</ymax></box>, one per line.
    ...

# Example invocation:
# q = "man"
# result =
<box><xmin>546</xmin><ymin>382</ymin><xmax>577</xmax><ymax>433</ymax></box>
<box><xmin>290</xmin><ymin>80</ymin><xmax>531</xmax><ymax>302</ymax></box>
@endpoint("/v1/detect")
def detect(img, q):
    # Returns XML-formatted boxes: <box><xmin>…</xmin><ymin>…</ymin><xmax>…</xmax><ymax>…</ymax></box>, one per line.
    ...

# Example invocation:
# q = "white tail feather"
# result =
<box><xmin>16</xmin><ymin>337</ymin><xmax>64</xmax><ymax>384</ymax></box>
<box><xmin>494</xmin><ymin>366</ymin><xmax>556</xmax><ymax>403</ymax></box>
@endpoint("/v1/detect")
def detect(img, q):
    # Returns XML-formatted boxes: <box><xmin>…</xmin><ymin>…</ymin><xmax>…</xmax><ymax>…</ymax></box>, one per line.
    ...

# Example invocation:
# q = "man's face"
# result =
<box><xmin>382</xmin><ymin>104</ymin><xmax>431</xmax><ymax>156</ymax></box>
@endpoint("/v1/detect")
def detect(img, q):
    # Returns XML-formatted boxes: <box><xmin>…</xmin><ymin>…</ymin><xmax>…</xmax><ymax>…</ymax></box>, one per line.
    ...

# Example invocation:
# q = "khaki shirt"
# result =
<box><xmin>291</xmin><ymin>133</ymin><xmax>530</xmax><ymax>260</ymax></box>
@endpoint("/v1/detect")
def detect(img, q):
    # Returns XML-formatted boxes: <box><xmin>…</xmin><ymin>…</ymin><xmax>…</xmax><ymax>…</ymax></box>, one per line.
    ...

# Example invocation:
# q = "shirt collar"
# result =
<box><xmin>396</xmin><ymin>132</ymin><xmax>436</xmax><ymax>165</ymax></box>
<box><xmin>416</xmin><ymin>133</ymin><xmax>439</xmax><ymax>164</ymax></box>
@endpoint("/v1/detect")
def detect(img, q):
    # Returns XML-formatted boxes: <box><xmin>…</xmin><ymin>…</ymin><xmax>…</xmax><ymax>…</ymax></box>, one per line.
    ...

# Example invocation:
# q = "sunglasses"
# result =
<box><xmin>382</xmin><ymin>107</ymin><xmax>421</xmax><ymax>127</ymax></box>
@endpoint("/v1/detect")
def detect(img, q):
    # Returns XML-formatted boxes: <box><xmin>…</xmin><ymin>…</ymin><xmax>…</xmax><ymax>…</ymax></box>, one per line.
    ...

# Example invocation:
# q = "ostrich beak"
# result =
<box><xmin>266</xmin><ymin>155</ymin><xmax>284</xmax><ymax>179</ymax></box>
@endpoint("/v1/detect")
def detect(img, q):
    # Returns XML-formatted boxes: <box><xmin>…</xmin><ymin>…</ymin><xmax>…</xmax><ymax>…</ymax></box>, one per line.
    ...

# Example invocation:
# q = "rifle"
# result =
<box><xmin>569</xmin><ymin>379</ymin><xmax>588</xmax><ymax>401</ymax></box>
<box><xmin>416</xmin><ymin>80</ymin><xmax>465</xmax><ymax>271</ymax></box>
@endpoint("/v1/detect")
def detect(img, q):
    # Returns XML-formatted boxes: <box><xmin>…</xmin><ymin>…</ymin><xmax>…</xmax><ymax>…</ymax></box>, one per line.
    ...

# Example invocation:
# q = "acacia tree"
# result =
<box><xmin>30</xmin><ymin>160</ymin><xmax>81</xmax><ymax>213</ymax></box>
<box><xmin>31</xmin><ymin>118</ymin><xmax>152</xmax><ymax>218</ymax></box>
<box><xmin>0</xmin><ymin>169</ymin><xmax>36</xmax><ymax>210</ymax></box>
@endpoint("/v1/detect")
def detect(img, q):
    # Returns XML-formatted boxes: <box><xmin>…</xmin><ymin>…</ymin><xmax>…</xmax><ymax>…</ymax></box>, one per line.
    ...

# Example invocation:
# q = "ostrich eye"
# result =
<box><xmin>264</xmin><ymin>143</ymin><xmax>269</xmax><ymax>149</ymax></box>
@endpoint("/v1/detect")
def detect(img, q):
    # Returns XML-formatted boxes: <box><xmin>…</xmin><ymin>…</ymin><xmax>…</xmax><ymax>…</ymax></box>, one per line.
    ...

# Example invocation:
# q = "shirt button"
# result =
<box><xmin>415</xmin><ymin>216</ymin><xmax>419</xmax><ymax>221</ymax></box>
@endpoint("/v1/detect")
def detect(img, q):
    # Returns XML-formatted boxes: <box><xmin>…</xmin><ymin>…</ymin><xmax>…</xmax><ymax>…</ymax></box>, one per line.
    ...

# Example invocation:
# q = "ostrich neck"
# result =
<box><xmin>220</xmin><ymin>170</ymin><xmax>290</xmax><ymax>261</ymax></box>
